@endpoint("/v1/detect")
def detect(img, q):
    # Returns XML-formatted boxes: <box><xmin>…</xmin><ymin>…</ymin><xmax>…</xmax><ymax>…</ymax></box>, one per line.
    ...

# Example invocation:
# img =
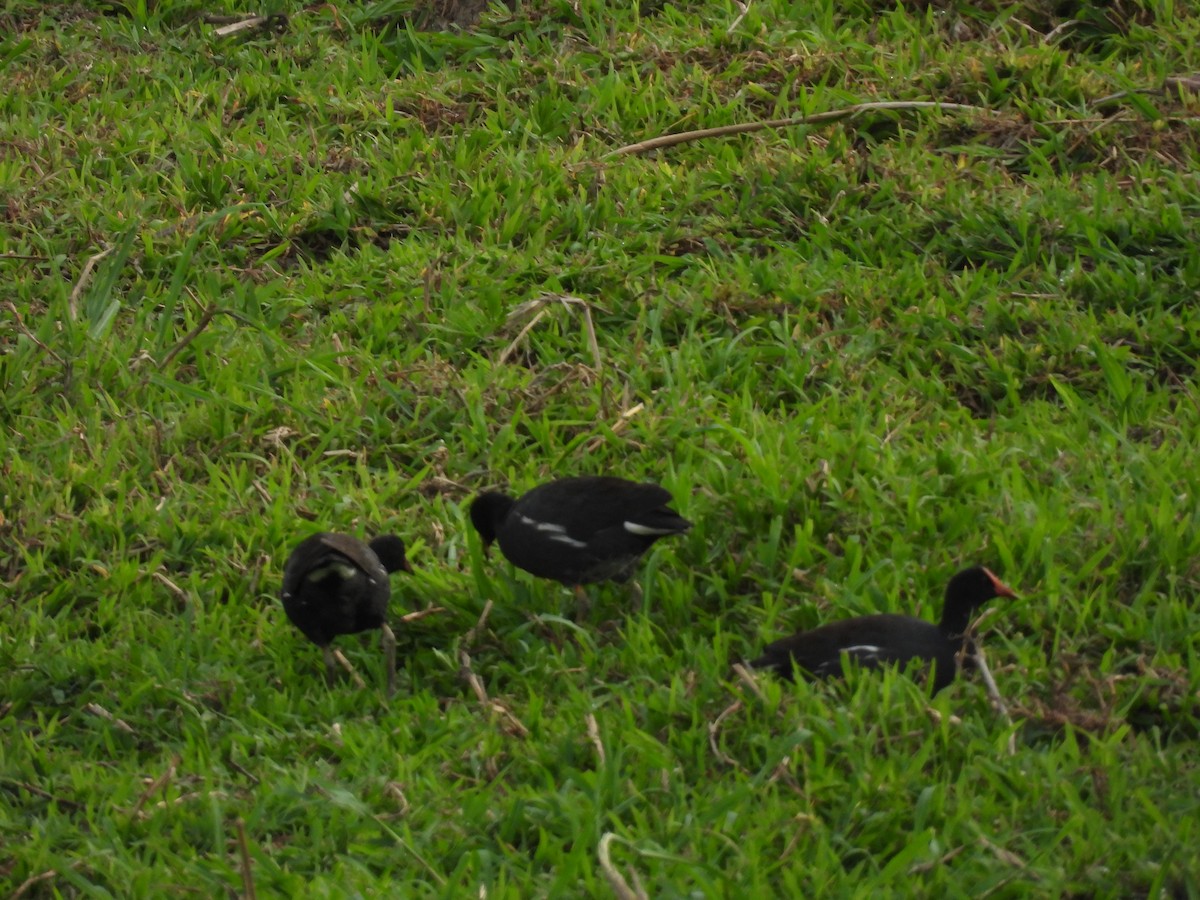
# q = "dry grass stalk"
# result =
<box><xmin>597</xmin><ymin>833</ymin><xmax>649</xmax><ymax>900</ymax></box>
<box><xmin>130</xmin><ymin>754</ymin><xmax>180</xmax><ymax>818</ymax></box>
<box><xmin>584</xmin><ymin>402</ymin><xmax>645</xmax><ymax>452</ymax></box>
<box><xmin>731</xmin><ymin>662</ymin><xmax>768</xmax><ymax>703</ymax></box>
<box><xmin>83</xmin><ymin>703</ymin><xmax>135</xmax><ymax>734</ymax></box>
<box><xmin>707</xmin><ymin>700</ymin><xmax>744</xmax><ymax>770</ymax></box>
<box><xmin>607</xmin><ymin>100</ymin><xmax>993</xmax><ymax>157</ymax></box>
<box><xmin>585</xmin><ymin>712</ymin><xmax>606</xmax><ymax>766</ymax></box>
<box><xmin>236</xmin><ymin>817</ymin><xmax>257</xmax><ymax>900</ymax></box>
<box><xmin>399</xmin><ymin>605</ymin><xmax>448</xmax><ymax>625</ymax></box>
<box><xmin>331</xmin><ymin>648</ymin><xmax>367</xmax><ymax>689</ymax></box>
<box><xmin>4</xmin><ymin>300</ymin><xmax>65</xmax><ymax>365</ymax></box>
<box><xmin>67</xmin><ymin>245</ymin><xmax>114</xmax><ymax>321</ymax></box>
<box><xmin>498</xmin><ymin>294</ymin><xmax>603</xmax><ymax>373</ymax></box>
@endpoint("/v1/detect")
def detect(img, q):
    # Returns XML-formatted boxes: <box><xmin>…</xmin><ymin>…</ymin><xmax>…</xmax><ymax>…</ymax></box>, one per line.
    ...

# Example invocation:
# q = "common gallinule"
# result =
<box><xmin>748</xmin><ymin>565</ymin><xmax>1016</xmax><ymax>693</ymax></box>
<box><xmin>468</xmin><ymin>476</ymin><xmax>691</xmax><ymax>599</ymax></box>
<box><xmin>280</xmin><ymin>532</ymin><xmax>412</xmax><ymax>695</ymax></box>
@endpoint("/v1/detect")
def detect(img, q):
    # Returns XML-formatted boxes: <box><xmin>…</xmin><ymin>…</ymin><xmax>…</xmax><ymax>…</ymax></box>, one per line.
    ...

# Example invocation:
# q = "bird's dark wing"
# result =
<box><xmin>748</xmin><ymin>615</ymin><xmax>925</xmax><ymax>680</ymax></box>
<box><xmin>519</xmin><ymin>476</ymin><xmax>689</xmax><ymax>541</ymax></box>
<box><xmin>316</xmin><ymin>533</ymin><xmax>380</xmax><ymax>573</ymax></box>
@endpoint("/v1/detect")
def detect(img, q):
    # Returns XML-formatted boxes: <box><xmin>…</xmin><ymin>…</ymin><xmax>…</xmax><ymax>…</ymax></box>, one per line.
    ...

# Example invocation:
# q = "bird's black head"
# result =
<box><xmin>940</xmin><ymin>565</ymin><xmax>1017</xmax><ymax>634</ymax></box>
<box><xmin>468</xmin><ymin>492</ymin><xmax>514</xmax><ymax>548</ymax></box>
<box><xmin>368</xmin><ymin>535</ymin><xmax>412</xmax><ymax>575</ymax></box>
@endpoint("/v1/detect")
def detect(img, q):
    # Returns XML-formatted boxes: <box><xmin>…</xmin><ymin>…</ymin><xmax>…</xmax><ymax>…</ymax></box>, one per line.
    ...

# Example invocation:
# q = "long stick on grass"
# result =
<box><xmin>458</xmin><ymin>601</ymin><xmax>529</xmax><ymax>738</ymax></box>
<box><xmin>236</xmin><ymin>818</ymin><xmax>257</xmax><ymax>900</ymax></box>
<box><xmin>157</xmin><ymin>303</ymin><xmax>219</xmax><ymax>371</ymax></box>
<box><xmin>4</xmin><ymin>300</ymin><xmax>66</xmax><ymax>366</ymax></box>
<box><xmin>606</xmin><ymin>100</ymin><xmax>993</xmax><ymax>157</ymax></box>
<box><xmin>964</xmin><ymin>608</ymin><xmax>1017</xmax><ymax>755</ymax></box>
<box><xmin>973</xmin><ymin>646</ymin><xmax>1017</xmax><ymax>756</ymax></box>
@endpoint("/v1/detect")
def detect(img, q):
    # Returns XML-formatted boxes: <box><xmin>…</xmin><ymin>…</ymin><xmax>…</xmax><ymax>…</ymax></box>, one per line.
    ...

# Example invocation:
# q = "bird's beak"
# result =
<box><xmin>401</xmin><ymin>558</ymin><xmax>415</xmax><ymax>574</ymax></box>
<box><xmin>984</xmin><ymin>568</ymin><xmax>1018</xmax><ymax>599</ymax></box>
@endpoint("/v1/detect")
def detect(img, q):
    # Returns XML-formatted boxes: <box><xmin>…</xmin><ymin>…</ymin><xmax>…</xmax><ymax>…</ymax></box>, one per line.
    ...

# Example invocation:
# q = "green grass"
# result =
<box><xmin>3</xmin><ymin>0</ymin><xmax>1200</xmax><ymax>895</ymax></box>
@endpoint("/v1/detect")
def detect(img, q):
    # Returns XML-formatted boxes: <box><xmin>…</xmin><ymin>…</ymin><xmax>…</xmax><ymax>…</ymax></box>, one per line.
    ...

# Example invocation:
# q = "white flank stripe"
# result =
<box><xmin>842</xmin><ymin>644</ymin><xmax>884</xmax><ymax>660</ymax></box>
<box><xmin>518</xmin><ymin>513</ymin><xmax>569</xmax><ymax>534</ymax></box>
<box><xmin>517</xmin><ymin>513</ymin><xmax>586</xmax><ymax>547</ymax></box>
<box><xmin>623</xmin><ymin>521</ymin><xmax>677</xmax><ymax>536</ymax></box>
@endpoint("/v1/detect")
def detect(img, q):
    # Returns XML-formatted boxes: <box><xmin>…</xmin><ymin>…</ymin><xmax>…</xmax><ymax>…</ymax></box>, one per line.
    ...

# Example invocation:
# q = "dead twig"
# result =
<box><xmin>3</xmin><ymin>300</ymin><xmax>65</xmax><ymax>366</ymax></box>
<box><xmin>597</xmin><ymin>833</ymin><xmax>649</xmax><ymax>900</ymax></box>
<box><xmin>236</xmin><ymin>817</ymin><xmax>257</xmax><ymax>900</ymax></box>
<box><xmin>331</xmin><ymin>648</ymin><xmax>367</xmax><ymax>689</ymax></box>
<box><xmin>158</xmin><ymin>304</ymin><xmax>219</xmax><ymax>371</ymax></box>
<box><xmin>398</xmin><ymin>605</ymin><xmax>447</xmax><ymax>625</ymax></box>
<box><xmin>458</xmin><ymin>601</ymin><xmax>528</xmax><ymax>737</ymax></box>
<box><xmin>497</xmin><ymin>306</ymin><xmax>549</xmax><ymax>365</ymax></box>
<box><xmin>385</xmin><ymin>782</ymin><xmax>411</xmax><ymax>817</ymax></box>
<box><xmin>458</xmin><ymin>646</ymin><xmax>530</xmax><ymax>738</ymax></box>
<box><xmin>67</xmin><ymin>246</ymin><xmax>114</xmax><ymax>322</ymax></box>
<box><xmin>606</xmin><ymin>100</ymin><xmax>994</xmax><ymax>157</ymax></box>
<box><xmin>0</xmin><ymin>777</ymin><xmax>84</xmax><ymax>811</ymax></box>
<box><xmin>1164</xmin><ymin>74</ymin><xmax>1200</xmax><ymax>93</ymax></box>
<box><xmin>908</xmin><ymin>845</ymin><xmax>966</xmax><ymax>874</ymax></box>
<box><xmin>83</xmin><ymin>702</ymin><xmax>135</xmax><ymax>734</ymax></box>
<box><xmin>731</xmin><ymin>662</ymin><xmax>768</xmax><ymax>703</ymax></box>
<box><xmin>708</xmin><ymin>700</ymin><xmax>745</xmax><ymax>770</ymax></box>
<box><xmin>1042</xmin><ymin>18</ymin><xmax>1081</xmax><ymax>42</ymax></box>
<box><xmin>10</xmin><ymin>869</ymin><xmax>59</xmax><ymax>900</ymax></box>
<box><xmin>459</xmin><ymin>650</ymin><xmax>490</xmax><ymax>707</ymax></box>
<box><xmin>973</xmin><ymin>646</ymin><xmax>1016</xmax><ymax>756</ymax></box>
<box><xmin>962</xmin><ymin>606</ymin><xmax>1016</xmax><ymax>754</ymax></box>
<box><xmin>1091</xmin><ymin>73</ymin><xmax>1200</xmax><ymax>109</ymax></box>
<box><xmin>212</xmin><ymin>14</ymin><xmax>288</xmax><ymax>38</ymax></box>
<box><xmin>726</xmin><ymin>0</ymin><xmax>752</xmax><ymax>34</ymax></box>
<box><xmin>463</xmin><ymin>600</ymin><xmax>493</xmax><ymax>648</ymax></box>
<box><xmin>584</xmin><ymin>402</ymin><xmax>645</xmax><ymax>452</ymax></box>
<box><xmin>497</xmin><ymin>294</ymin><xmax>603</xmax><ymax>373</ymax></box>
<box><xmin>153</xmin><ymin>570</ymin><xmax>190</xmax><ymax>608</ymax></box>
<box><xmin>777</xmin><ymin>813</ymin><xmax>818</xmax><ymax>864</ymax></box>
<box><xmin>978</xmin><ymin>834</ymin><xmax>1030</xmax><ymax>870</ymax></box>
<box><xmin>129</xmin><ymin>754</ymin><xmax>180</xmax><ymax>819</ymax></box>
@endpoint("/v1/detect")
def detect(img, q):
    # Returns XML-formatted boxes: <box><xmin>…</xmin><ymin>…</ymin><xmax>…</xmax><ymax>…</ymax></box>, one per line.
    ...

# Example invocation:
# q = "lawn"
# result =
<box><xmin>2</xmin><ymin>0</ymin><xmax>1200</xmax><ymax>895</ymax></box>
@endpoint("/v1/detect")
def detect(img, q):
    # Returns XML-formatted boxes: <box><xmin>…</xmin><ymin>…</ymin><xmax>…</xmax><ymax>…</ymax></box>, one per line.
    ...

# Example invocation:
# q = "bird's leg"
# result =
<box><xmin>323</xmin><ymin>646</ymin><xmax>337</xmax><ymax>684</ymax></box>
<box><xmin>327</xmin><ymin>645</ymin><xmax>366</xmax><ymax>689</ymax></box>
<box><xmin>380</xmin><ymin>623</ymin><xmax>397</xmax><ymax>697</ymax></box>
<box><xmin>573</xmin><ymin>584</ymin><xmax>592</xmax><ymax>621</ymax></box>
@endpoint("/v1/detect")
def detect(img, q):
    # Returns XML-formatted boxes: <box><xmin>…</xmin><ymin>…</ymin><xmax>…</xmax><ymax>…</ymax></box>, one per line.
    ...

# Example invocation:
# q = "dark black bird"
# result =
<box><xmin>468</xmin><ymin>476</ymin><xmax>691</xmax><ymax>597</ymax></box>
<box><xmin>280</xmin><ymin>532</ymin><xmax>411</xmax><ymax>695</ymax></box>
<box><xmin>748</xmin><ymin>566</ymin><xmax>1017</xmax><ymax>693</ymax></box>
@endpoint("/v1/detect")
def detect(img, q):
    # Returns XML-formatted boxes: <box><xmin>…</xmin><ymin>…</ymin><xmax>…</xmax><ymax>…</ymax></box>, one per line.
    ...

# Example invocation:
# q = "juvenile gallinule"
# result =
<box><xmin>280</xmin><ymin>532</ymin><xmax>412</xmax><ymax>695</ymax></box>
<box><xmin>748</xmin><ymin>565</ymin><xmax>1016</xmax><ymax>693</ymax></box>
<box><xmin>468</xmin><ymin>476</ymin><xmax>691</xmax><ymax>599</ymax></box>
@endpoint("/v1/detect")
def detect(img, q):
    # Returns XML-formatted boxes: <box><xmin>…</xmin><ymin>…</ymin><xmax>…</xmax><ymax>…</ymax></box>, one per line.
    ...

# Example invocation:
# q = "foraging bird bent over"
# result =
<box><xmin>468</xmin><ymin>476</ymin><xmax>691</xmax><ymax>604</ymax></box>
<box><xmin>748</xmin><ymin>565</ymin><xmax>1017</xmax><ymax>694</ymax></box>
<box><xmin>280</xmin><ymin>532</ymin><xmax>412</xmax><ymax>695</ymax></box>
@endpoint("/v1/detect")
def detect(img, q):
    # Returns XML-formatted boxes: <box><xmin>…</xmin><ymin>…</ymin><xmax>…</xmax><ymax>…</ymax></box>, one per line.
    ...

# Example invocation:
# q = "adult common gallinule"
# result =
<box><xmin>280</xmin><ymin>532</ymin><xmax>412</xmax><ymax>695</ymax></box>
<box><xmin>748</xmin><ymin>565</ymin><xmax>1016</xmax><ymax>693</ymax></box>
<box><xmin>468</xmin><ymin>476</ymin><xmax>691</xmax><ymax>599</ymax></box>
